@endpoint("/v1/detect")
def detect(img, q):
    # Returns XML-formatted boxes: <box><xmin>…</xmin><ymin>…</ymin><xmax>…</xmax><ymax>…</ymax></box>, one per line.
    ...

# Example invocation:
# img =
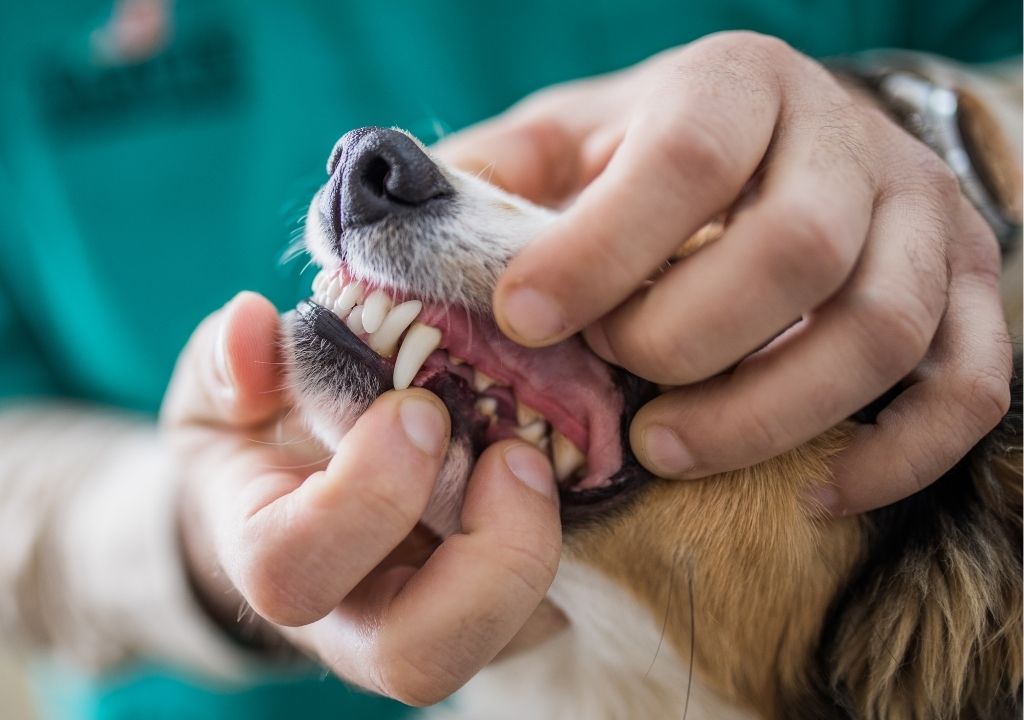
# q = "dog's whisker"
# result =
<box><xmin>259</xmin><ymin>455</ymin><xmax>334</xmax><ymax>471</ymax></box>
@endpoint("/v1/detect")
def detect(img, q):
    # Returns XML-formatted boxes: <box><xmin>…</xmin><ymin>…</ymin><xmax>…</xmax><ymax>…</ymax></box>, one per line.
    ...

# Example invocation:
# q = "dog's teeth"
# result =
<box><xmin>362</xmin><ymin>290</ymin><xmax>392</xmax><ymax>334</ymax></box>
<box><xmin>449</xmin><ymin>354</ymin><xmax>466</xmax><ymax>365</ymax></box>
<box><xmin>551</xmin><ymin>431</ymin><xmax>586</xmax><ymax>482</ymax></box>
<box><xmin>393</xmin><ymin>323</ymin><xmax>442</xmax><ymax>390</ymax></box>
<box><xmin>324</xmin><ymin>276</ymin><xmax>342</xmax><ymax>302</ymax></box>
<box><xmin>335</xmin><ymin>282</ymin><xmax>365</xmax><ymax>317</ymax></box>
<box><xmin>368</xmin><ymin>300</ymin><xmax>422</xmax><ymax>356</ymax></box>
<box><xmin>473</xmin><ymin>370</ymin><xmax>497</xmax><ymax>392</ymax></box>
<box><xmin>346</xmin><ymin>306</ymin><xmax>366</xmax><ymax>335</ymax></box>
<box><xmin>514</xmin><ymin>419</ymin><xmax>548</xmax><ymax>445</ymax></box>
<box><xmin>331</xmin><ymin>295</ymin><xmax>351</xmax><ymax>316</ymax></box>
<box><xmin>475</xmin><ymin>397</ymin><xmax>498</xmax><ymax>417</ymax></box>
<box><xmin>516</xmin><ymin>403</ymin><xmax>543</xmax><ymax>427</ymax></box>
<box><xmin>312</xmin><ymin>270</ymin><xmax>329</xmax><ymax>293</ymax></box>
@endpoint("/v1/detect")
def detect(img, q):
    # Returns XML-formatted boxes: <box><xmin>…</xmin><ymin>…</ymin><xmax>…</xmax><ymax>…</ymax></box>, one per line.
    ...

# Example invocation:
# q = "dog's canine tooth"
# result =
<box><xmin>346</xmin><ymin>306</ymin><xmax>366</xmax><ymax>334</ymax></box>
<box><xmin>473</xmin><ymin>370</ymin><xmax>497</xmax><ymax>392</ymax></box>
<box><xmin>368</xmin><ymin>300</ymin><xmax>422</xmax><ymax>356</ymax></box>
<box><xmin>335</xmin><ymin>282</ymin><xmax>365</xmax><ymax>317</ymax></box>
<box><xmin>449</xmin><ymin>354</ymin><xmax>466</xmax><ymax>365</ymax></box>
<box><xmin>516</xmin><ymin>403</ymin><xmax>543</xmax><ymax>427</ymax></box>
<box><xmin>514</xmin><ymin>419</ymin><xmax>548</xmax><ymax>445</ymax></box>
<box><xmin>552</xmin><ymin>430</ymin><xmax>586</xmax><ymax>481</ymax></box>
<box><xmin>362</xmin><ymin>290</ymin><xmax>392</xmax><ymax>334</ymax></box>
<box><xmin>393</xmin><ymin>323</ymin><xmax>442</xmax><ymax>390</ymax></box>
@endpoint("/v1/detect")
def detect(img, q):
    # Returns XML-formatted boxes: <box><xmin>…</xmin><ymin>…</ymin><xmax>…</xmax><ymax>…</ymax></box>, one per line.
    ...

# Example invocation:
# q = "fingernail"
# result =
<box><xmin>399</xmin><ymin>396</ymin><xmax>448</xmax><ymax>456</ymax></box>
<box><xmin>213</xmin><ymin>318</ymin><xmax>236</xmax><ymax>398</ymax></box>
<box><xmin>642</xmin><ymin>425</ymin><xmax>695</xmax><ymax>476</ymax></box>
<box><xmin>504</xmin><ymin>444</ymin><xmax>555</xmax><ymax>498</ymax></box>
<box><xmin>502</xmin><ymin>287</ymin><xmax>566</xmax><ymax>344</ymax></box>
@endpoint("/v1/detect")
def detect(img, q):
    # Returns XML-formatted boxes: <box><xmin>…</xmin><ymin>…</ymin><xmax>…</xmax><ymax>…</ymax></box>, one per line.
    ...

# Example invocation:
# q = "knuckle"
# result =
<box><xmin>740</xmin><ymin>408</ymin><xmax>785</xmax><ymax>460</ymax></box>
<box><xmin>742</xmin><ymin>32</ymin><xmax>796</xmax><ymax>63</ymax></box>
<box><xmin>768</xmin><ymin>201</ymin><xmax>853</xmax><ymax>293</ymax></box>
<box><xmin>958</xmin><ymin>365</ymin><xmax>1012</xmax><ymax>431</ymax></box>
<box><xmin>849</xmin><ymin>283</ymin><xmax>936</xmax><ymax>376</ymax></box>
<box><xmin>628</xmin><ymin>321</ymin><xmax>704</xmax><ymax>384</ymax></box>
<box><xmin>924</xmin><ymin>159</ymin><xmax>961</xmax><ymax>204</ymax></box>
<box><xmin>654</xmin><ymin>116</ymin><xmax>734</xmax><ymax>196</ymax></box>
<box><xmin>349</xmin><ymin>475</ymin><xmax>422</xmax><ymax>531</ymax></box>
<box><xmin>235</xmin><ymin>542</ymin><xmax>315</xmax><ymax>626</ymax></box>
<box><xmin>700</xmin><ymin>30</ymin><xmax>794</xmax><ymax>64</ymax></box>
<box><xmin>375</xmin><ymin>648</ymin><xmax>462</xmax><ymax>707</ymax></box>
<box><xmin>499</xmin><ymin>537</ymin><xmax>560</xmax><ymax>597</ymax></box>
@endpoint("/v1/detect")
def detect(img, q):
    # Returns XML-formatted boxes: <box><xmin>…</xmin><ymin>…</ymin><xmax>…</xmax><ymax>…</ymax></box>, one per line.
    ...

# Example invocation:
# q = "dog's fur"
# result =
<box><xmin>288</xmin><ymin>129</ymin><xmax>1022</xmax><ymax>719</ymax></box>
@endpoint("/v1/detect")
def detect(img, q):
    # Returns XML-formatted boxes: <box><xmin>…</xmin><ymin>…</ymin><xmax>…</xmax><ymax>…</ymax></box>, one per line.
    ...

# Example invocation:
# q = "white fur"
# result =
<box><xmin>433</xmin><ymin>559</ymin><xmax>756</xmax><ymax>720</ymax></box>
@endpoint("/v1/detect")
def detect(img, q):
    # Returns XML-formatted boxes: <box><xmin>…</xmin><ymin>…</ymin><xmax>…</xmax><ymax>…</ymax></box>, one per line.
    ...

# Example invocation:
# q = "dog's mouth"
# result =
<box><xmin>303</xmin><ymin>265</ymin><xmax>653</xmax><ymax>497</ymax></box>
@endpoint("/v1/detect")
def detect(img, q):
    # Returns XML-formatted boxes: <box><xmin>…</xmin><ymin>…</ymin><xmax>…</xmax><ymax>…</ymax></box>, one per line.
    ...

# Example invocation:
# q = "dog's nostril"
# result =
<box><xmin>336</xmin><ymin>126</ymin><xmax>453</xmax><ymax>229</ymax></box>
<box><xmin>361</xmin><ymin>156</ymin><xmax>391</xmax><ymax>199</ymax></box>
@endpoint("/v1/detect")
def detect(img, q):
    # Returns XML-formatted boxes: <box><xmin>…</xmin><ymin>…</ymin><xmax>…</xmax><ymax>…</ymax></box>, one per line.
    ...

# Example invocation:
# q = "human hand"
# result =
<box><xmin>436</xmin><ymin>32</ymin><xmax>1011</xmax><ymax>514</ymax></box>
<box><xmin>164</xmin><ymin>292</ymin><xmax>562</xmax><ymax>704</ymax></box>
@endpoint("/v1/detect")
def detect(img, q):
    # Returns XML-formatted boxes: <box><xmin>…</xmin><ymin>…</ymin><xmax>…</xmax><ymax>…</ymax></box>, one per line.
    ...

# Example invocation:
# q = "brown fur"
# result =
<box><xmin>568</xmin><ymin>429</ymin><xmax>862</xmax><ymax>717</ymax></box>
<box><xmin>569</xmin><ymin>404</ymin><xmax>1022</xmax><ymax>718</ymax></box>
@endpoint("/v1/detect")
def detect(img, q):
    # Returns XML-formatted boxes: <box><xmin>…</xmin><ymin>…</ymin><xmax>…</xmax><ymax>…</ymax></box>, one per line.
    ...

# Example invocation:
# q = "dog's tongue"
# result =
<box><xmin>417</xmin><ymin>306</ymin><xmax>625</xmax><ymax>489</ymax></box>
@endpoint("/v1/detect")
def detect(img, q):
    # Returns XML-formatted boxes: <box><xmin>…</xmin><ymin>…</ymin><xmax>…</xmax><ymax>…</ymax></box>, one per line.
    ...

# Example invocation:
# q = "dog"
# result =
<box><xmin>284</xmin><ymin>126</ymin><xmax>1022</xmax><ymax>719</ymax></box>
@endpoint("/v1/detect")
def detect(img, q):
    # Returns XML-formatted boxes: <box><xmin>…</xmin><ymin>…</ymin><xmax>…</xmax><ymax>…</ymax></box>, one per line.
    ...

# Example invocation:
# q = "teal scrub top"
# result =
<box><xmin>1</xmin><ymin>1</ymin><xmax>1019</xmax><ymax>718</ymax></box>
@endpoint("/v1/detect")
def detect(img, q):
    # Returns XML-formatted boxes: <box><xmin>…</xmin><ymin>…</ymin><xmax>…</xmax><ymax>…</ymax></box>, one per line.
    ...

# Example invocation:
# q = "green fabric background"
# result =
<box><xmin>0</xmin><ymin>1</ymin><xmax>1018</xmax><ymax>717</ymax></box>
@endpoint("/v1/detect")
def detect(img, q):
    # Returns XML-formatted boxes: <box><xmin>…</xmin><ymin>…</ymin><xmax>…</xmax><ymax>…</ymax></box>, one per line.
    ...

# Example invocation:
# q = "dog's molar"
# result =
<box><xmin>514</xmin><ymin>419</ymin><xmax>548</xmax><ymax>445</ymax></box>
<box><xmin>362</xmin><ymin>290</ymin><xmax>392</xmax><ymax>334</ymax></box>
<box><xmin>552</xmin><ymin>430</ymin><xmax>586</xmax><ymax>482</ymax></box>
<box><xmin>368</xmin><ymin>300</ymin><xmax>422</xmax><ymax>356</ymax></box>
<box><xmin>393</xmin><ymin>323</ymin><xmax>443</xmax><ymax>390</ymax></box>
<box><xmin>516</xmin><ymin>403</ymin><xmax>543</xmax><ymax>427</ymax></box>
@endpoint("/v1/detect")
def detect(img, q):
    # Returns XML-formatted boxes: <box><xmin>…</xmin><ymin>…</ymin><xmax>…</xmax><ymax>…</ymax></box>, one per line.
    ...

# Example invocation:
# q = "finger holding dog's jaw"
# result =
<box><xmin>281</xmin><ymin>441</ymin><xmax>562</xmax><ymax>706</ymax></box>
<box><xmin>627</xmin><ymin>179</ymin><xmax>953</xmax><ymax>482</ymax></box>
<box><xmin>491</xmin><ymin>35</ymin><xmax>784</xmax><ymax>348</ymax></box>
<box><xmin>226</xmin><ymin>390</ymin><xmax>451</xmax><ymax>628</ymax></box>
<box><xmin>825</xmin><ymin>205</ymin><xmax>1011</xmax><ymax>515</ymax></box>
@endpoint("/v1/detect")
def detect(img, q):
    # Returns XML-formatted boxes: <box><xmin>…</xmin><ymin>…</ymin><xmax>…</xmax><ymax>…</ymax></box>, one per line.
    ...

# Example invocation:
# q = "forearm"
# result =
<box><xmin>0</xmin><ymin>402</ymin><xmax>256</xmax><ymax>678</ymax></box>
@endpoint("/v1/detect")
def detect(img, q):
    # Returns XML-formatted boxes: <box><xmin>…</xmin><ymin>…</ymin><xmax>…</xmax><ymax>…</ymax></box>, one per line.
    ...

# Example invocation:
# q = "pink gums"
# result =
<box><xmin>329</xmin><ymin>267</ymin><xmax>625</xmax><ymax>490</ymax></box>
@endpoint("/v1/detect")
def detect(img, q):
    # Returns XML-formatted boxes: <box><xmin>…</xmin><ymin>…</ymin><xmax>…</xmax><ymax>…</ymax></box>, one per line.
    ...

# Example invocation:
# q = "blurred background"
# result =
<box><xmin>1</xmin><ymin>655</ymin><xmax>35</xmax><ymax>720</ymax></box>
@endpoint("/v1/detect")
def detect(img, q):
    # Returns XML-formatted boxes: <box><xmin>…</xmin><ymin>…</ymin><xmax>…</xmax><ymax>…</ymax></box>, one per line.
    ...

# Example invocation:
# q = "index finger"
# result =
<box><xmin>493</xmin><ymin>39</ymin><xmax>783</xmax><ymax>347</ymax></box>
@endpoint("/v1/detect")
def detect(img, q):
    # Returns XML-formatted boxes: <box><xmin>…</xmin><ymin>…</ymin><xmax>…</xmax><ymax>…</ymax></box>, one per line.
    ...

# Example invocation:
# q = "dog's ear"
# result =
<box><xmin>790</xmin><ymin>359</ymin><xmax>1023</xmax><ymax>720</ymax></box>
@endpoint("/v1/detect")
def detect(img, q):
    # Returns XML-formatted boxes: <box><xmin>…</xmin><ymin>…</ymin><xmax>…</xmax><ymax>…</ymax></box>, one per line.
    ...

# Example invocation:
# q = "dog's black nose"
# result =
<box><xmin>331</xmin><ymin>127</ymin><xmax>452</xmax><ymax>229</ymax></box>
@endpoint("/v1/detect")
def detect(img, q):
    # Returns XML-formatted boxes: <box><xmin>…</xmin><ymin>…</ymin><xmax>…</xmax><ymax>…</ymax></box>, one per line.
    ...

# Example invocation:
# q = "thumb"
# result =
<box><xmin>162</xmin><ymin>291</ymin><xmax>284</xmax><ymax>429</ymax></box>
<box><xmin>432</xmin><ymin>117</ymin><xmax>582</xmax><ymax>206</ymax></box>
